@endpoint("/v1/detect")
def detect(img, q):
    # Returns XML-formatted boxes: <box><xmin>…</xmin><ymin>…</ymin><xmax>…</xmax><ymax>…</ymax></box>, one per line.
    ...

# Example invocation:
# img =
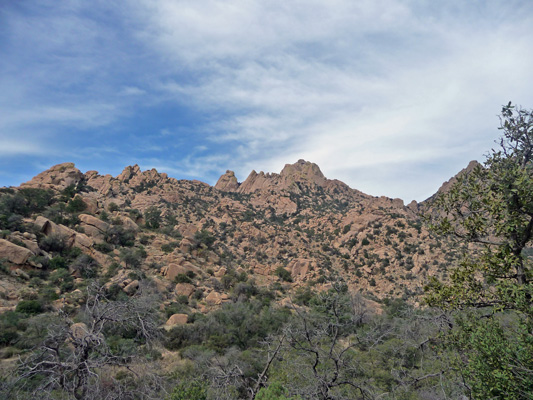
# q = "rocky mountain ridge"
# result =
<box><xmin>0</xmin><ymin>160</ymin><xmax>464</xmax><ymax>318</ymax></box>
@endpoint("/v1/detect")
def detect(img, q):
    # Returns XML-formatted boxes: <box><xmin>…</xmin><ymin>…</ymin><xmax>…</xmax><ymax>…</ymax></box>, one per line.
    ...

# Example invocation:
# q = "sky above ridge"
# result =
<box><xmin>1</xmin><ymin>1</ymin><xmax>533</xmax><ymax>202</ymax></box>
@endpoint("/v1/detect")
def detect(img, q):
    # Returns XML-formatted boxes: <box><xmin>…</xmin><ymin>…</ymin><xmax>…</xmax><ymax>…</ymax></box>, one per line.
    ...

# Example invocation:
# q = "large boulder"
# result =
<box><xmin>205</xmin><ymin>291</ymin><xmax>222</xmax><ymax>305</ymax></box>
<box><xmin>34</xmin><ymin>216</ymin><xmax>93</xmax><ymax>250</ymax></box>
<box><xmin>161</xmin><ymin>264</ymin><xmax>187</xmax><ymax>282</ymax></box>
<box><xmin>79</xmin><ymin>214</ymin><xmax>110</xmax><ymax>235</ymax></box>
<box><xmin>165</xmin><ymin>313</ymin><xmax>188</xmax><ymax>326</ymax></box>
<box><xmin>0</xmin><ymin>239</ymin><xmax>34</xmax><ymax>265</ymax></box>
<box><xmin>174</xmin><ymin>283</ymin><xmax>195</xmax><ymax>297</ymax></box>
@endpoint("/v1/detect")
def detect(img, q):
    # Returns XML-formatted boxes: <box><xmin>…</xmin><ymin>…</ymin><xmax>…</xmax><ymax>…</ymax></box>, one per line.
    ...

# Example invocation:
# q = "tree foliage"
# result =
<box><xmin>425</xmin><ymin>103</ymin><xmax>533</xmax><ymax>398</ymax></box>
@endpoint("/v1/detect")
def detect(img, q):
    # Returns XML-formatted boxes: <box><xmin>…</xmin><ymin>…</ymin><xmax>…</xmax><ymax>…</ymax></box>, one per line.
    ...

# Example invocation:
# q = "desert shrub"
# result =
<box><xmin>99</xmin><ymin>210</ymin><xmax>109</xmax><ymax>221</ymax></box>
<box><xmin>144</xmin><ymin>206</ymin><xmax>162</xmax><ymax>229</ymax></box>
<box><xmin>66</xmin><ymin>195</ymin><xmax>86</xmax><ymax>213</ymax></box>
<box><xmin>165</xmin><ymin>301</ymin><xmax>290</xmax><ymax>352</ymax></box>
<box><xmin>175</xmin><ymin>274</ymin><xmax>192</xmax><ymax>284</ymax></box>
<box><xmin>16</xmin><ymin>300</ymin><xmax>44</xmax><ymax>315</ymax></box>
<box><xmin>94</xmin><ymin>242</ymin><xmax>113</xmax><ymax>253</ymax></box>
<box><xmin>71</xmin><ymin>254</ymin><xmax>99</xmax><ymax>279</ymax></box>
<box><xmin>105</xmin><ymin>226</ymin><xmax>135</xmax><ymax>247</ymax></box>
<box><xmin>232</xmin><ymin>281</ymin><xmax>258</xmax><ymax>301</ymax></box>
<box><xmin>161</xmin><ymin>242</ymin><xmax>180</xmax><ymax>253</ymax></box>
<box><xmin>120</xmin><ymin>248</ymin><xmax>144</xmax><ymax>268</ymax></box>
<box><xmin>167</xmin><ymin>381</ymin><xmax>207</xmax><ymax>400</ymax></box>
<box><xmin>49</xmin><ymin>269</ymin><xmax>74</xmax><ymax>292</ymax></box>
<box><xmin>275</xmin><ymin>267</ymin><xmax>292</xmax><ymax>282</ymax></box>
<box><xmin>194</xmin><ymin>230</ymin><xmax>215</xmax><ymax>248</ymax></box>
<box><xmin>48</xmin><ymin>256</ymin><xmax>68</xmax><ymax>270</ymax></box>
<box><xmin>39</xmin><ymin>234</ymin><xmax>68</xmax><ymax>253</ymax></box>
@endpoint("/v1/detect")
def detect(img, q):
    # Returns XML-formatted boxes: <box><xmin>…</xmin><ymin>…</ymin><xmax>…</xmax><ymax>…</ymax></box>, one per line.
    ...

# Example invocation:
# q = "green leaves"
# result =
<box><xmin>425</xmin><ymin>103</ymin><xmax>533</xmax><ymax>399</ymax></box>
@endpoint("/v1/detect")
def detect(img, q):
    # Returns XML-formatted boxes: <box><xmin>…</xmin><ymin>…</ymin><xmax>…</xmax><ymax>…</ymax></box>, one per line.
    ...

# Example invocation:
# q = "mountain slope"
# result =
<box><xmin>0</xmin><ymin>160</ymin><xmax>462</xmax><ymax>315</ymax></box>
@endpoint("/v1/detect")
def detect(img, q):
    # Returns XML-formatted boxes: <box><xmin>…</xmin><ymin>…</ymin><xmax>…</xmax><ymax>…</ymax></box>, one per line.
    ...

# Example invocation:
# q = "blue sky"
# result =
<box><xmin>1</xmin><ymin>0</ymin><xmax>533</xmax><ymax>202</ymax></box>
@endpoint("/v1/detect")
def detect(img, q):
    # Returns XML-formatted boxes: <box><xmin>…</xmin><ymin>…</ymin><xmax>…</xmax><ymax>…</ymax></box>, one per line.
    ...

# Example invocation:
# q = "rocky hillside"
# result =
<box><xmin>0</xmin><ymin>160</ymin><xmax>462</xmax><ymax>317</ymax></box>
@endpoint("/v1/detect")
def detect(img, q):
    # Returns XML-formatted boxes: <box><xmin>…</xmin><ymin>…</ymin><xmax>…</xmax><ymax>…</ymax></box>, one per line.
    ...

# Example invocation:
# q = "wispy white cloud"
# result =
<box><xmin>128</xmin><ymin>0</ymin><xmax>533</xmax><ymax>200</ymax></box>
<box><xmin>2</xmin><ymin>0</ymin><xmax>533</xmax><ymax>200</ymax></box>
<box><xmin>119</xmin><ymin>86</ymin><xmax>146</xmax><ymax>96</ymax></box>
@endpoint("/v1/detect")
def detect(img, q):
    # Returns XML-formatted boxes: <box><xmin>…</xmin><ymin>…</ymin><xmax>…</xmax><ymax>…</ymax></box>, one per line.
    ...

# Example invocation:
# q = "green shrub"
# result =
<box><xmin>194</xmin><ymin>230</ymin><xmax>215</xmax><ymax>248</ymax></box>
<box><xmin>275</xmin><ymin>267</ymin><xmax>292</xmax><ymax>282</ymax></box>
<box><xmin>94</xmin><ymin>242</ymin><xmax>113</xmax><ymax>253</ymax></box>
<box><xmin>256</xmin><ymin>382</ymin><xmax>302</xmax><ymax>400</ymax></box>
<box><xmin>167</xmin><ymin>381</ymin><xmax>207</xmax><ymax>400</ymax></box>
<box><xmin>15</xmin><ymin>300</ymin><xmax>43</xmax><ymax>315</ymax></box>
<box><xmin>144</xmin><ymin>206</ymin><xmax>162</xmax><ymax>229</ymax></box>
<box><xmin>175</xmin><ymin>274</ymin><xmax>192</xmax><ymax>284</ymax></box>
<box><xmin>66</xmin><ymin>195</ymin><xmax>86</xmax><ymax>213</ymax></box>
<box><xmin>161</xmin><ymin>242</ymin><xmax>180</xmax><ymax>253</ymax></box>
<box><xmin>48</xmin><ymin>256</ymin><xmax>68</xmax><ymax>270</ymax></box>
<box><xmin>105</xmin><ymin>226</ymin><xmax>135</xmax><ymax>247</ymax></box>
<box><xmin>39</xmin><ymin>234</ymin><xmax>67</xmax><ymax>253</ymax></box>
<box><xmin>70</xmin><ymin>254</ymin><xmax>99</xmax><ymax>278</ymax></box>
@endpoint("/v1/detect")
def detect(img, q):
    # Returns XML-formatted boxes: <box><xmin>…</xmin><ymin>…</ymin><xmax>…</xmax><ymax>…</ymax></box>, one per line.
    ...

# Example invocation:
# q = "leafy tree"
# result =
<box><xmin>119</xmin><ymin>247</ymin><xmax>144</xmax><ymax>269</ymax></box>
<box><xmin>425</xmin><ymin>103</ymin><xmax>533</xmax><ymax>398</ymax></box>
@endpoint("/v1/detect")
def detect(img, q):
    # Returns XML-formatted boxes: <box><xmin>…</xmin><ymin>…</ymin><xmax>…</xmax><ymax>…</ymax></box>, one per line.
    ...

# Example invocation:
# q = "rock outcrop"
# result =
<box><xmin>0</xmin><ymin>239</ymin><xmax>34</xmax><ymax>265</ymax></box>
<box><xmin>21</xmin><ymin>162</ymin><xmax>83</xmax><ymax>190</ymax></box>
<box><xmin>215</xmin><ymin>170</ymin><xmax>240</xmax><ymax>191</ymax></box>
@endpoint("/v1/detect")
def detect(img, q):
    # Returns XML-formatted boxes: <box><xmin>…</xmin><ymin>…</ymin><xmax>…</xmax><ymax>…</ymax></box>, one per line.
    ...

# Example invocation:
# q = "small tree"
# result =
<box><xmin>144</xmin><ymin>206</ymin><xmax>162</xmax><ymax>229</ymax></box>
<box><xmin>6</xmin><ymin>283</ymin><xmax>162</xmax><ymax>400</ymax></box>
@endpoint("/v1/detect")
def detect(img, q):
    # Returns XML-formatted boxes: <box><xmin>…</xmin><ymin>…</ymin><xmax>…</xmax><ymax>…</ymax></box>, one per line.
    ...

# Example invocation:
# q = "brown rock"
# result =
<box><xmin>82</xmin><ymin>197</ymin><xmax>99</xmax><ymax>214</ymax></box>
<box><xmin>286</xmin><ymin>259</ymin><xmax>316</xmax><ymax>280</ymax></box>
<box><xmin>21</xmin><ymin>162</ymin><xmax>83</xmax><ymax>190</ymax></box>
<box><xmin>0</xmin><ymin>239</ymin><xmax>34</xmax><ymax>265</ymax></box>
<box><xmin>34</xmin><ymin>216</ymin><xmax>93</xmax><ymax>250</ymax></box>
<box><xmin>175</xmin><ymin>283</ymin><xmax>195</xmax><ymax>297</ymax></box>
<box><xmin>120</xmin><ymin>216</ymin><xmax>139</xmax><ymax>232</ymax></box>
<box><xmin>206</xmin><ymin>291</ymin><xmax>222</xmax><ymax>305</ymax></box>
<box><xmin>215</xmin><ymin>170</ymin><xmax>240</xmax><ymax>191</ymax></box>
<box><xmin>166</xmin><ymin>313</ymin><xmax>188</xmax><ymax>326</ymax></box>
<box><xmin>161</xmin><ymin>263</ymin><xmax>187</xmax><ymax>281</ymax></box>
<box><xmin>118</xmin><ymin>165</ymin><xmax>141</xmax><ymax>182</ymax></box>
<box><xmin>79</xmin><ymin>214</ymin><xmax>110</xmax><ymax>233</ymax></box>
<box><xmin>123</xmin><ymin>280</ymin><xmax>140</xmax><ymax>294</ymax></box>
<box><xmin>70</xmin><ymin>322</ymin><xmax>89</xmax><ymax>340</ymax></box>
